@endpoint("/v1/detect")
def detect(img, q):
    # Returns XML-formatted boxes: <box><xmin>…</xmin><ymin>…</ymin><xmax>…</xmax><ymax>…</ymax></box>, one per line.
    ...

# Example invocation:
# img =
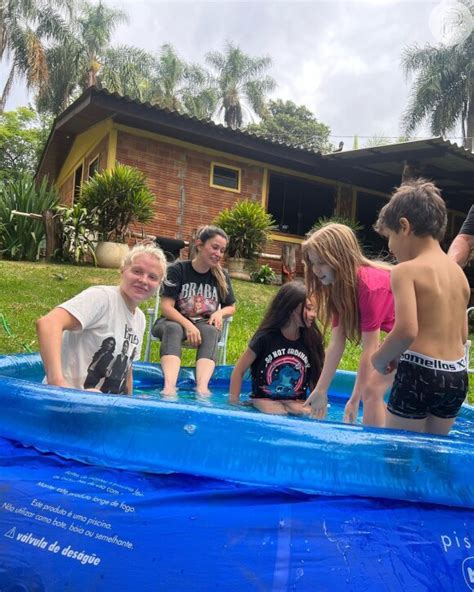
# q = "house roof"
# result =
<box><xmin>326</xmin><ymin>138</ymin><xmax>474</xmax><ymax>211</ymax></box>
<box><xmin>37</xmin><ymin>87</ymin><xmax>474</xmax><ymax>212</ymax></box>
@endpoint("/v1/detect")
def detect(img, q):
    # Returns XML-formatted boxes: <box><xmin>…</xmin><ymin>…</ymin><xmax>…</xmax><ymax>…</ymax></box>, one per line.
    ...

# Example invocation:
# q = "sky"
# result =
<box><xmin>2</xmin><ymin>0</ymin><xmax>470</xmax><ymax>148</ymax></box>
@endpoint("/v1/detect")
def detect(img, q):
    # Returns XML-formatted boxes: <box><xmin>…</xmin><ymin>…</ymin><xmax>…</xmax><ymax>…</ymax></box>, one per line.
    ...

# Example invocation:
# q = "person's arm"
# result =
<box><xmin>36</xmin><ymin>307</ymin><xmax>82</xmax><ymax>388</ymax></box>
<box><xmin>160</xmin><ymin>295</ymin><xmax>201</xmax><ymax>346</ymax></box>
<box><xmin>208</xmin><ymin>304</ymin><xmax>236</xmax><ymax>330</ymax></box>
<box><xmin>447</xmin><ymin>233</ymin><xmax>474</xmax><ymax>268</ymax></box>
<box><xmin>343</xmin><ymin>330</ymin><xmax>380</xmax><ymax>423</ymax></box>
<box><xmin>372</xmin><ymin>266</ymin><xmax>417</xmax><ymax>374</ymax></box>
<box><xmin>127</xmin><ymin>369</ymin><xmax>133</xmax><ymax>395</ymax></box>
<box><xmin>229</xmin><ymin>347</ymin><xmax>257</xmax><ymax>405</ymax></box>
<box><xmin>304</xmin><ymin>323</ymin><xmax>346</xmax><ymax>419</ymax></box>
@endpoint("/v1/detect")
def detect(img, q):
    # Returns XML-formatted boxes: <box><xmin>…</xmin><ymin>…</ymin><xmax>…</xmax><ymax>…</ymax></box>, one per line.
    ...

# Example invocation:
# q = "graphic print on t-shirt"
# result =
<box><xmin>83</xmin><ymin>323</ymin><xmax>140</xmax><ymax>394</ymax></box>
<box><xmin>259</xmin><ymin>347</ymin><xmax>310</xmax><ymax>399</ymax></box>
<box><xmin>177</xmin><ymin>282</ymin><xmax>219</xmax><ymax>319</ymax></box>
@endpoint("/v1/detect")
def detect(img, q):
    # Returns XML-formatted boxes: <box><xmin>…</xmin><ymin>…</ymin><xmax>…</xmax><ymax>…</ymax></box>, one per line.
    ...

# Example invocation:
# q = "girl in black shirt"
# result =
<box><xmin>229</xmin><ymin>282</ymin><xmax>324</xmax><ymax>415</ymax></box>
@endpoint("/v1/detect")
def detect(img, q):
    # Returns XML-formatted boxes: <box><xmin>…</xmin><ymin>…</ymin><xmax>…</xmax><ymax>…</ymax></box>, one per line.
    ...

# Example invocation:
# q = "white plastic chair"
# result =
<box><xmin>467</xmin><ymin>307</ymin><xmax>474</xmax><ymax>375</ymax></box>
<box><xmin>143</xmin><ymin>291</ymin><xmax>233</xmax><ymax>365</ymax></box>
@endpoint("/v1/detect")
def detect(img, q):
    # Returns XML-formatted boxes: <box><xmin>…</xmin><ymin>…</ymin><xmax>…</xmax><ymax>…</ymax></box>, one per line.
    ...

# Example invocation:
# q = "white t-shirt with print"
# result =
<box><xmin>57</xmin><ymin>285</ymin><xmax>146</xmax><ymax>393</ymax></box>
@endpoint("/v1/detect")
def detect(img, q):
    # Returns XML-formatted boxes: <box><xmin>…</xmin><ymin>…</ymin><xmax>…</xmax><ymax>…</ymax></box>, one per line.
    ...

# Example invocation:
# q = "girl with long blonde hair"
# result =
<box><xmin>302</xmin><ymin>223</ymin><xmax>395</xmax><ymax>426</ymax></box>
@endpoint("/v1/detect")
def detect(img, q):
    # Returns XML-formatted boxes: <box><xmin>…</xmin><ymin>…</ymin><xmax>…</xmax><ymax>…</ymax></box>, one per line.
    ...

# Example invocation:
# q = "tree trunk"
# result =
<box><xmin>42</xmin><ymin>210</ymin><xmax>63</xmax><ymax>261</ymax></box>
<box><xmin>0</xmin><ymin>65</ymin><xmax>15</xmax><ymax>114</ymax></box>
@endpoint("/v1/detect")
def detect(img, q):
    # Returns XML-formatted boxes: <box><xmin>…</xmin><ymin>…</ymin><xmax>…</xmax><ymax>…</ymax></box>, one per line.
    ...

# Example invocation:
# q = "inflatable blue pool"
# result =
<box><xmin>0</xmin><ymin>353</ymin><xmax>473</xmax><ymax>591</ymax></box>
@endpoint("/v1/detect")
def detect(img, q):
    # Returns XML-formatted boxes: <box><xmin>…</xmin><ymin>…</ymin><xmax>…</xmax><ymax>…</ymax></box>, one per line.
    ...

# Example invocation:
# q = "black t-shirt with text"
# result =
<box><xmin>249</xmin><ymin>330</ymin><xmax>312</xmax><ymax>400</ymax></box>
<box><xmin>162</xmin><ymin>260</ymin><xmax>235</xmax><ymax>321</ymax></box>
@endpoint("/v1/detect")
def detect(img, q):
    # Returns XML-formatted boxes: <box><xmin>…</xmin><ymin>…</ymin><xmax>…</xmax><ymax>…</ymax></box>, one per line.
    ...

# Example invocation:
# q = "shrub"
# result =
<box><xmin>214</xmin><ymin>200</ymin><xmax>276</xmax><ymax>260</ymax></box>
<box><xmin>58</xmin><ymin>204</ymin><xmax>97</xmax><ymax>265</ymax></box>
<box><xmin>79</xmin><ymin>164</ymin><xmax>155</xmax><ymax>243</ymax></box>
<box><xmin>250</xmin><ymin>264</ymin><xmax>276</xmax><ymax>284</ymax></box>
<box><xmin>0</xmin><ymin>174</ymin><xmax>58</xmax><ymax>260</ymax></box>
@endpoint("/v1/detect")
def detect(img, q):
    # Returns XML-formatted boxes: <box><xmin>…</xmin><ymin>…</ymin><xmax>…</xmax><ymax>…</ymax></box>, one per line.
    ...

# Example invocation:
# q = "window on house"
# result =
<box><xmin>267</xmin><ymin>173</ymin><xmax>335</xmax><ymax>236</ymax></box>
<box><xmin>73</xmin><ymin>164</ymin><xmax>83</xmax><ymax>202</ymax></box>
<box><xmin>210</xmin><ymin>163</ymin><xmax>241</xmax><ymax>192</ymax></box>
<box><xmin>88</xmin><ymin>156</ymin><xmax>99</xmax><ymax>179</ymax></box>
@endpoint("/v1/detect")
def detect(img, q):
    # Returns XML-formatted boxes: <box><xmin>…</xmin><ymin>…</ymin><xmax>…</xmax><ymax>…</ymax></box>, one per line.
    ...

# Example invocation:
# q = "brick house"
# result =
<box><xmin>37</xmin><ymin>87</ymin><xmax>474</xmax><ymax>281</ymax></box>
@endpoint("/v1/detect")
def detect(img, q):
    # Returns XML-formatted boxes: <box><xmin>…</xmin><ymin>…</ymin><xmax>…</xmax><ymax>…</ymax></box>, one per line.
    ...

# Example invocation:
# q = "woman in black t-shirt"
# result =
<box><xmin>152</xmin><ymin>225</ymin><xmax>236</xmax><ymax>397</ymax></box>
<box><xmin>229</xmin><ymin>282</ymin><xmax>324</xmax><ymax>415</ymax></box>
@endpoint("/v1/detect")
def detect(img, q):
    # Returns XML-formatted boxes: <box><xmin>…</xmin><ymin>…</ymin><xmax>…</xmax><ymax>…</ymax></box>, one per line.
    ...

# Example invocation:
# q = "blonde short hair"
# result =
<box><xmin>121</xmin><ymin>242</ymin><xmax>167</xmax><ymax>275</ymax></box>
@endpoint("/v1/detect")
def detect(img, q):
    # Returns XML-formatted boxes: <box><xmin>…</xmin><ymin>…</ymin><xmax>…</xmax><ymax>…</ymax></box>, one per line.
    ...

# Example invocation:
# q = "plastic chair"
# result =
<box><xmin>143</xmin><ymin>291</ymin><xmax>233</xmax><ymax>365</ymax></box>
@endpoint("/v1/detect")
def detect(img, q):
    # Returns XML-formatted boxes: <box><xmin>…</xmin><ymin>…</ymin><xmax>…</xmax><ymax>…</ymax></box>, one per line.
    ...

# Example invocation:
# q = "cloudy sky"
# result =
<box><xmin>3</xmin><ymin>0</ymin><xmax>468</xmax><ymax>147</ymax></box>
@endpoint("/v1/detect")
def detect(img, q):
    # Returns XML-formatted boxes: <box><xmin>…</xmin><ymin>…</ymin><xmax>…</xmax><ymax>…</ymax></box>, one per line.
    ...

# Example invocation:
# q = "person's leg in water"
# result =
<box><xmin>195</xmin><ymin>321</ymin><xmax>220</xmax><ymax>396</ymax></box>
<box><xmin>252</xmin><ymin>398</ymin><xmax>288</xmax><ymax>415</ymax></box>
<box><xmin>154</xmin><ymin>319</ymin><xmax>184</xmax><ymax>397</ymax></box>
<box><xmin>282</xmin><ymin>400</ymin><xmax>311</xmax><ymax>416</ymax></box>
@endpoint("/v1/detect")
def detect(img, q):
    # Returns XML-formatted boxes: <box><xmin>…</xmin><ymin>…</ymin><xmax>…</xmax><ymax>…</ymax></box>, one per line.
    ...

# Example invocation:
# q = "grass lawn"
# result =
<box><xmin>0</xmin><ymin>259</ymin><xmax>472</xmax><ymax>402</ymax></box>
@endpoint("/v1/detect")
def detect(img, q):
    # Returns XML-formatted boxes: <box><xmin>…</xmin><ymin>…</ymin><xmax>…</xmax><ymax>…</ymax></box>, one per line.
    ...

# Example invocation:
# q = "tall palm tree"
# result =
<box><xmin>402</xmin><ymin>28</ymin><xmax>474</xmax><ymax>150</ymax></box>
<box><xmin>36</xmin><ymin>0</ymin><xmax>127</xmax><ymax>115</ymax></box>
<box><xmin>77</xmin><ymin>1</ymin><xmax>127</xmax><ymax>89</ymax></box>
<box><xmin>205</xmin><ymin>42</ymin><xmax>276</xmax><ymax>129</ymax></box>
<box><xmin>0</xmin><ymin>0</ymin><xmax>74</xmax><ymax>113</ymax></box>
<box><xmin>99</xmin><ymin>45</ymin><xmax>157</xmax><ymax>102</ymax></box>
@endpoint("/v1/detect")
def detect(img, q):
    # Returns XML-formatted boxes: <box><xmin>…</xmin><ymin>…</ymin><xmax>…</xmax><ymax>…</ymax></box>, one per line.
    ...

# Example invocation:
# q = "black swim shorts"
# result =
<box><xmin>387</xmin><ymin>351</ymin><xmax>467</xmax><ymax>420</ymax></box>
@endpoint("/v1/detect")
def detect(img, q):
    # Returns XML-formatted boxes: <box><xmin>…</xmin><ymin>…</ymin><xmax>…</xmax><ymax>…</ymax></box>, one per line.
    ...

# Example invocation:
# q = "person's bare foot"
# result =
<box><xmin>195</xmin><ymin>386</ymin><xmax>211</xmax><ymax>397</ymax></box>
<box><xmin>161</xmin><ymin>386</ymin><xmax>177</xmax><ymax>399</ymax></box>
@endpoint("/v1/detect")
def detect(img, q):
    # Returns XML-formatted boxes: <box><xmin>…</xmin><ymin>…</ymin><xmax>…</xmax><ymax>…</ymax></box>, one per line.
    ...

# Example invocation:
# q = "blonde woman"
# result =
<box><xmin>152</xmin><ymin>225</ymin><xmax>236</xmax><ymax>397</ymax></box>
<box><xmin>302</xmin><ymin>223</ymin><xmax>395</xmax><ymax>427</ymax></box>
<box><xmin>37</xmin><ymin>243</ymin><xmax>166</xmax><ymax>395</ymax></box>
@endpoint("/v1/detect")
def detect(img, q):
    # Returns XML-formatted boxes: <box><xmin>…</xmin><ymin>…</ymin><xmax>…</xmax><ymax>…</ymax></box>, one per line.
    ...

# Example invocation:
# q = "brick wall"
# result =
<box><xmin>116</xmin><ymin>131</ymin><xmax>264</xmax><ymax>242</ymax></box>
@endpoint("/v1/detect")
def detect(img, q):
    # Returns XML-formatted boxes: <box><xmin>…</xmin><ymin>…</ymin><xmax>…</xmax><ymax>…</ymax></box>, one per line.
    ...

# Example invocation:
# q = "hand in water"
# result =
<box><xmin>343</xmin><ymin>398</ymin><xmax>360</xmax><ymax>424</ymax></box>
<box><xmin>303</xmin><ymin>390</ymin><xmax>328</xmax><ymax>420</ymax></box>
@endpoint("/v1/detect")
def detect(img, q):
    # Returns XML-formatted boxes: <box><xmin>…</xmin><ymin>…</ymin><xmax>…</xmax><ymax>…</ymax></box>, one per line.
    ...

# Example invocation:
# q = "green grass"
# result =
<box><xmin>0</xmin><ymin>259</ymin><xmax>472</xmax><ymax>402</ymax></box>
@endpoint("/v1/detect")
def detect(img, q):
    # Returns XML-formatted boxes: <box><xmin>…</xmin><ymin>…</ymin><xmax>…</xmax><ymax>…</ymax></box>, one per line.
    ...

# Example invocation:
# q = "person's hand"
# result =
<box><xmin>371</xmin><ymin>350</ymin><xmax>393</xmax><ymax>375</ymax></box>
<box><xmin>303</xmin><ymin>390</ymin><xmax>328</xmax><ymax>420</ymax></box>
<box><xmin>185</xmin><ymin>323</ymin><xmax>201</xmax><ymax>347</ymax></box>
<box><xmin>343</xmin><ymin>397</ymin><xmax>360</xmax><ymax>424</ymax></box>
<box><xmin>208</xmin><ymin>310</ymin><xmax>223</xmax><ymax>331</ymax></box>
<box><xmin>47</xmin><ymin>375</ymin><xmax>71</xmax><ymax>389</ymax></box>
<box><xmin>85</xmin><ymin>388</ymin><xmax>102</xmax><ymax>393</ymax></box>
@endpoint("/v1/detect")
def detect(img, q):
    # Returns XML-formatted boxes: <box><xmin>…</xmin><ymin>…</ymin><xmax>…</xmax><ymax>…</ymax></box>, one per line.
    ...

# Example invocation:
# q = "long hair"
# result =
<box><xmin>256</xmin><ymin>281</ymin><xmax>324</xmax><ymax>389</ymax></box>
<box><xmin>302</xmin><ymin>223</ymin><xmax>390</xmax><ymax>343</ymax></box>
<box><xmin>196</xmin><ymin>225</ymin><xmax>230</xmax><ymax>300</ymax></box>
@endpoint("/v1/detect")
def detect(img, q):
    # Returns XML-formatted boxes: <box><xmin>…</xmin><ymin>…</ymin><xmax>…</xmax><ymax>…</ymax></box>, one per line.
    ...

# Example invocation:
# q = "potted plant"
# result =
<box><xmin>79</xmin><ymin>164</ymin><xmax>155</xmax><ymax>268</ymax></box>
<box><xmin>214</xmin><ymin>200</ymin><xmax>276</xmax><ymax>279</ymax></box>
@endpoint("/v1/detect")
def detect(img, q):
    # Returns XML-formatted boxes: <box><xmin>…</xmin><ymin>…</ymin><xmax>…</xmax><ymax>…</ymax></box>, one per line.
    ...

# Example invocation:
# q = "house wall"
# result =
<box><xmin>115</xmin><ymin>128</ymin><xmax>265</xmax><ymax>241</ymax></box>
<box><xmin>56</xmin><ymin>120</ymin><xmax>112</xmax><ymax>205</ymax></box>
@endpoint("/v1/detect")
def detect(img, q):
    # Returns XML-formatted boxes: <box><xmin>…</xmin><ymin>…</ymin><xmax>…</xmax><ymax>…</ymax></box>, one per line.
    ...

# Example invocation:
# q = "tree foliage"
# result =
<box><xmin>246</xmin><ymin>99</ymin><xmax>332</xmax><ymax>152</ymax></box>
<box><xmin>402</xmin><ymin>4</ymin><xmax>474</xmax><ymax>150</ymax></box>
<box><xmin>0</xmin><ymin>107</ymin><xmax>51</xmax><ymax>182</ymax></box>
<box><xmin>0</xmin><ymin>0</ymin><xmax>74</xmax><ymax>113</ymax></box>
<box><xmin>206</xmin><ymin>42</ymin><xmax>276</xmax><ymax>129</ymax></box>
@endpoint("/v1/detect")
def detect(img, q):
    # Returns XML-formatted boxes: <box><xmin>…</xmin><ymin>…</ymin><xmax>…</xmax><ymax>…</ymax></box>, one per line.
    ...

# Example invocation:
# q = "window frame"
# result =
<box><xmin>209</xmin><ymin>162</ymin><xmax>241</xmax><ymax>193</ymax></box>
<box><xmin>87</xmin><ymin>155</ymin><xmax>100</xmax><ymax>179</ymax></box>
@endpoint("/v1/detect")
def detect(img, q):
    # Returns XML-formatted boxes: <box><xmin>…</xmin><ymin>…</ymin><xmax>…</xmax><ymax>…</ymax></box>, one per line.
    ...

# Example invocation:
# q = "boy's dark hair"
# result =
<box><xmin>374</xmin><ymin>178</ymin><xmax>447</xmax><ymax>241</ymax></box>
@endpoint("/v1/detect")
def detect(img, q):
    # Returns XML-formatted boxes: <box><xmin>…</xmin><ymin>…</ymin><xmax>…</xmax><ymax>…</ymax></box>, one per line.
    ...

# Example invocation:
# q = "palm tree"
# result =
<box><xmin>144</xmin><ymin>45</ymin><xmax>216</xmax><ymax>119</ymax></box>
<box><xmin>35</xmin><ymin>0</ymin><xmax>127</xmax><ymax>115</ymax></box>
<box><xmin>77</xmin><ymin>1</ymin><xmax>127</xmax><ymax>89</ymax></box>
<box><xmin>0</xmin><ymin>0</ymin><xmax>74</xmax><ymax>113</ymax></box>
<box><xmin>205</xmin><ymin>42</ymin><xmax>276</xmax><ymax>129</ymax></box>
<box><xmin>402</xmin><ymin>27</ymin><xmax>474</xmax><ymax>150</ymax></box>
<box><xmin>99</xmin><ymin>45</ymin><xmax>157</xmax><ymax>102</ymax></box>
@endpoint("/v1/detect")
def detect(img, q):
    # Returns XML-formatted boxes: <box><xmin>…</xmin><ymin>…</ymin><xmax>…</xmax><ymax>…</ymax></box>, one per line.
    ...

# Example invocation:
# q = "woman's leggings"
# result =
<box><xmin>152</xmin><ymin>318</ymin><xmax>221</xmax><ymax>362</ymax></box>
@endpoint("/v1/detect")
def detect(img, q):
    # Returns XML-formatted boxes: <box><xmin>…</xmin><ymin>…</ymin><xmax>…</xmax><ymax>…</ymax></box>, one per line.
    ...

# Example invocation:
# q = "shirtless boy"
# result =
<box><xmin>371</xmin><ymin>179</ymin><xmax>470</xmax><ymax>435</ymax></box>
